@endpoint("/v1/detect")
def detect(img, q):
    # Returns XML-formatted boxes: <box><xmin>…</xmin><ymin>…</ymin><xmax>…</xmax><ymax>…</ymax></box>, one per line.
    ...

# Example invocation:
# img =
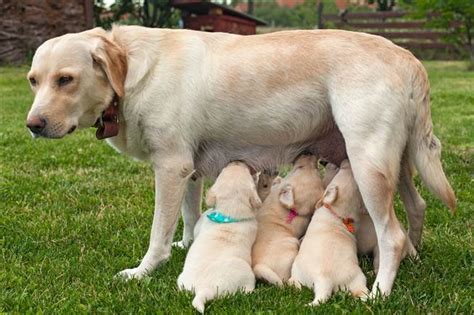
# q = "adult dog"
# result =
<box><xmin>26</xmin><ymin>26</ymin><xmax>455</xmax><ymax>297</ymax></box>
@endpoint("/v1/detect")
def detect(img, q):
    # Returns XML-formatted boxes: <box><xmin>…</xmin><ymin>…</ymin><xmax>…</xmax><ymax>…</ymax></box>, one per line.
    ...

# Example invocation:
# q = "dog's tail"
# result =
<box><xmin>192</xmin><ymin>289</ymin><xmax>213</xmax><ymax>314</ymax></box>
<box><xmin>409</xmin><ymin>65</ymin><xmax>456</xmax><ymax>213</ymax></box>
<box><xmin>253</xmin><ymin>264</ymin><xmax>284</xmax><ymax>286</ymax></box>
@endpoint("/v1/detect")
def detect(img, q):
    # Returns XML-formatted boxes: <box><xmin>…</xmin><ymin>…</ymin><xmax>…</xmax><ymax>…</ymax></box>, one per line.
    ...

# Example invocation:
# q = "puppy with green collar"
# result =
<box><xmin>177</xmin><ymin>161</ymin><xmax>262</xmax><ymax>313</ymax></box>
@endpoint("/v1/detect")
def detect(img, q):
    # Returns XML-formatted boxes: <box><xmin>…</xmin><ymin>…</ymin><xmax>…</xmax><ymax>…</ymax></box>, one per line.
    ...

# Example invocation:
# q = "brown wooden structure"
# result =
<box><xmin>322</xmin><ymin>11</ymin><xmax>460</xmax><ymax>58</ymax></box>
<box><xmin>0</xmin><ymin>0</ymin><xmax>94</xmax><ymax>65</ymax></box>
<box><xmin>171</xmin><ymin>0</ymin><xmax>266</xmax><ymax>35</ymax></box>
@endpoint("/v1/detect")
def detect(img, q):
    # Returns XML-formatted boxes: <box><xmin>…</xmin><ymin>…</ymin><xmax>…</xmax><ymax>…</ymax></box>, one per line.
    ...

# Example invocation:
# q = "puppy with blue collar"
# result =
<box><xmin>177</xmin><ymin>161</ymin><xmax>262</xmax><ymax>313</ymax></box>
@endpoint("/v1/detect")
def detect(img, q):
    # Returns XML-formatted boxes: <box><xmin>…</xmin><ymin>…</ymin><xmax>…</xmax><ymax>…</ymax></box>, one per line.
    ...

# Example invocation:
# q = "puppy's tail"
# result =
<box><xmin>192</xmin><ymin>289</ymin><xmax>213</xmax><ymax>314</ymax></box>
<box><xmin>253</xmin><ymin>264</ymin><xmax>284</xmax><ymax>286</ymax></box>
<box><xmin>409</xmin><ymin>68</ymin><xmax>456</xmax><ymax>213</ymax></box>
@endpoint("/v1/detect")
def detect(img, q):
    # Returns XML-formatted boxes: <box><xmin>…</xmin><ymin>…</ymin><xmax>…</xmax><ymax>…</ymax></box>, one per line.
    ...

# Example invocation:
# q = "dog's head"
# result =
<box><xmin>318</xmin><ymin>159</ymin><xmax>364</xmax><ymax>217</ymax></box>
<box><xmin>322</xmin><ymin>162</ymin><xmax>339</xmax><ymax>189</ymax></box>
<box><xmin>277</xmin><ymin>154</ymin><xmax>324</xmax><ymax>216</ymax></box>
<box><xmin>205</xmin><ymin>161</ymin><xmax>262</xmax><ymax>210</ymax></box>
<box><xmin>26</xmin><ymin>28</ymin><xmax>127</xmax><ymax>138</ymax></box>
<box><xmin>256</xmin><ymin>170</ymin><xmax>279</xmax><ymax>202</ymax></box>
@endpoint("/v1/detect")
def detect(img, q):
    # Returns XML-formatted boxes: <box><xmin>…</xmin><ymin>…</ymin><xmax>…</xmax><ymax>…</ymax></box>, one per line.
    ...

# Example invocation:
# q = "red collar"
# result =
<box><xmin>94</xmin><ymin>94</ymin><xmax>120</xmax><ymax>140</ymax></box>
<box><xmin>322</xmin><ymin>203</ymin><xmax>355</xmax><ymax>233</ymax></box>
<box><xmin>286</xmin><ymin>208</ymin><xmax>298</xmax><ymax>223</ymax></box>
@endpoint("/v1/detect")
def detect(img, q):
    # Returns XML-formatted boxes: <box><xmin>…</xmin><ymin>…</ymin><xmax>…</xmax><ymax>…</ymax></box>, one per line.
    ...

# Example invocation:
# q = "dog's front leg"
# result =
<box><xmin>117</xmin><ymin>155</ymin><xmax>194</xmax><ymax>279</ymax></box>
<box><xmin>173</xmin><ymin>177</ymin><xmax>203</xmax><ymax>248</ymax></box>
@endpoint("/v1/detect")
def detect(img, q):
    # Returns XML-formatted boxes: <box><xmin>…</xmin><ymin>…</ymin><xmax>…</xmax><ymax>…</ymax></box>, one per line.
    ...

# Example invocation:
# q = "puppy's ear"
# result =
<box><xmin>91</xmin><ymin>36</ymin><xmax>127</xmax><ymax>97</ymax></box>
<box><xmin>205</xmin><ymin>188</ymin><xmax>216</xmax><ymax>207</ymax></box>
<box><xmin>279</xmin><ymin>183</ymin><xmax>294</xmax><ymax>209</ymax></box>
<box><xmin>322</xmin><ymin>185</ymin><xmax>338</xmax><ymax>205</ymax></box>
<box><xmin>272</xmin><ymin>176</ymin><xmax>283</xmax><ymax>186</ymax></box>
<box><xmin>250</xmin><ymin>188</ymin><xmax>263</xmax><ymax>209</ymax></box>
<box><xmin>340</xmin><ymin>159</ymin><xmax>351</xmax><ymax>169</ymax></box>
<box><xmin>252</xmin><ymin>172</ymin><xmax>260</xmax><ymax>184</ymax></box>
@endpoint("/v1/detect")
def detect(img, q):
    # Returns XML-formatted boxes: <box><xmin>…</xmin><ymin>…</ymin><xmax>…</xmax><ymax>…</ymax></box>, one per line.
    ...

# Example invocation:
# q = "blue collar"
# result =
<box><xmin>206</xmin><ymin>209</ymin><xmax>253</xmax><ymax>224</ymax></box>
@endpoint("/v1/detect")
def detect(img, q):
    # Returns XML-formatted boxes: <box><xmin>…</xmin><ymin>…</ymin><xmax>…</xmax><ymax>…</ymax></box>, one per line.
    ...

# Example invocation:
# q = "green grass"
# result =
<box><xmin>1</xmin><ymin>61</ymin><xmax>473</xmax><ymax>313</ymax></box>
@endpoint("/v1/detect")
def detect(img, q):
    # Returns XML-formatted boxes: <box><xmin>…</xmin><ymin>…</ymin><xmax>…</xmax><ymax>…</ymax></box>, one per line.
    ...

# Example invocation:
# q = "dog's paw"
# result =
<box><xmin>115</xmin><ymin>267</ymin><xmax>147</xmax><ymax>280</ymax></box>
<box><xmin>306</xmin><ymin>300</ymin><xmax>322</xmax><ymax>307</ymax></box>
<box><xmin>368</xmin><ymin>288</ymin><xmax>388</xmax><ymax>300</ymax></box>
<box><xmin>288</xmin><ymin>277</ymin><xmax>302</xmax><ymax>290</ymax></box>
<box><xmin>172</xmin><ymin>240</ymin><xmax>190</xmax><ymax>249</ymax></box>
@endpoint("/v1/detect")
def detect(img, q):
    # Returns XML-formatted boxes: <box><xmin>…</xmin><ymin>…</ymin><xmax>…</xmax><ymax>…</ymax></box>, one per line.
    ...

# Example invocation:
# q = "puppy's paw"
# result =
<box><xmin>352</xmin><ymin>289</ymin><xmax>369</xmax><ymax>302</ymax></box>
<box><xmin>359</xmin><ymin>294</ymin><xmax>369</xmax><ymax>302</ymax></box>
<box><xmin>368</xmin><ymin>289</ymin><xmax>388</xmax><ymax>300</ymax></box>
<box><xmin>306</xmin><ymin>299</ymin><xmax>323</xmax><ymax>307</ymax></box>
<box><xmin>115</xmin><ymin>267</ymin><xmax>147</xmax><ymax>280</ymax></box>
<box><xmin>288</xmin><ymin>277</ymin><xmax>302</xmax><ymax>290</ymax></box>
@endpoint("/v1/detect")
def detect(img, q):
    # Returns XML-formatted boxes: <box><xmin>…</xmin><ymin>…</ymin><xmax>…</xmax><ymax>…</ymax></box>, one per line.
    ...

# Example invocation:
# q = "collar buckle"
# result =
<box><xmin>95</xmin><ymin>94</ymin><xmax>120</xmax><ymax>140</ymax></box>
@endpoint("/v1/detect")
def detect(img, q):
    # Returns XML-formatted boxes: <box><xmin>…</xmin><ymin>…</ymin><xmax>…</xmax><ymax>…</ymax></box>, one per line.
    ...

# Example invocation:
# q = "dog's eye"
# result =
<box><xmin>58</xmin><ymin>76</ymin><xmax>73</xmax><ymax>87</ymax></box>
<box><xmin>29</xmin><ymin>77</ymin><xmax>37</xmax><ymax>86</ymax></box>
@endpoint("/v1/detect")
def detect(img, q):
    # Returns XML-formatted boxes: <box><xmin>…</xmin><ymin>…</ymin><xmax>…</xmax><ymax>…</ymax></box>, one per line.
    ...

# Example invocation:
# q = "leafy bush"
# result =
<box><xmin>94</xmin><ymin>0</ymin><xmax>180</xmax><ymax>29</ymax></box>
<box><xmin>409</xmin><ymin>0</ymin><xmax>474</xmax><ymax>66</ymax></box>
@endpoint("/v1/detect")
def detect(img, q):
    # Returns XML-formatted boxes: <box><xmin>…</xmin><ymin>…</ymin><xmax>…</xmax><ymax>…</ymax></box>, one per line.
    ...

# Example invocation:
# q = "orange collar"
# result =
<box><xmin>322</xmin><ymin>203</ymin><xmax>355</xmax><ymax>234</ymax></box>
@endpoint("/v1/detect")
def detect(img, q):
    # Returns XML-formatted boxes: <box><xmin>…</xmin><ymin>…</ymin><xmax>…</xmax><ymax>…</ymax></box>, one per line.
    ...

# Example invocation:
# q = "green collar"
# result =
<box><xmin>206</xmin><ymin>209</ymin><xmax>253</xmax><ymax>224</ymax></box>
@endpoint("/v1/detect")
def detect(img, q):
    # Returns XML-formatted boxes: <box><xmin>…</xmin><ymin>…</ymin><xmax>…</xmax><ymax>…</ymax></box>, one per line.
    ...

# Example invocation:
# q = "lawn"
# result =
<box><xmin>1</xmin><ymin>61</ymin><xmax>473</xmax><ymax>313</ymax></box>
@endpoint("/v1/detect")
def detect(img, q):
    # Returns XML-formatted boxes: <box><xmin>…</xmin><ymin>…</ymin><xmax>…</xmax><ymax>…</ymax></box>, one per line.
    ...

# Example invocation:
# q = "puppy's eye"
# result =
<box><xmin>58</xmin><ymin>76</ymin><xmax>73</xmax><ymax>87</ymax></box>
<box><xmin>29</xmin><ymin>77</ymin><xmax>37</xmax><ymax>86</ymax></box>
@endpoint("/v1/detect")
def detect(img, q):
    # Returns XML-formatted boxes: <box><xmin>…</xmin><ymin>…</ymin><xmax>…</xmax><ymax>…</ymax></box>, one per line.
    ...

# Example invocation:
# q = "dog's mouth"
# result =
<box><xmin>67</xmin><ymin>125</ymin><xmax>77</xmax><ymax>134</ymax></box>
<box><xmin>28</xmin><ymin>125</ymin><xmax>77</xmax><ymax>139</ymax></box>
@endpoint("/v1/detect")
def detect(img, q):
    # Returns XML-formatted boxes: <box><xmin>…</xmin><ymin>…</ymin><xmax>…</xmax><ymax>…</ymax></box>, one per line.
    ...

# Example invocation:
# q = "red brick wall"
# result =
<box><xmin>0</xmin><ymin>0</ymin><xmax>93</xmax><ymax>65</ymax></box>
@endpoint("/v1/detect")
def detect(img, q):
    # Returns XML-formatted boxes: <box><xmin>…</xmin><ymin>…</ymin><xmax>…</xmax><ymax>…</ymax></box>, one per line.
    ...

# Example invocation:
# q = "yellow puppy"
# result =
<box><xmin>290</xmin><ymin>160</ymin><xmax>368</xmax><ymax>305</ymax></box>
<box><xmin>252</xmin><ymin>154</ymin><xmax>324</xmax><ymax>286</ymax></box>
<box><xmin>322</xmin><ymin>163</ymin><xmax>417</xmax><ymax>273</ymax></box>
<box><xmin>177</xmin><ymin>161</ymin><xmax>261</xmax><ymax>313</ymax></box>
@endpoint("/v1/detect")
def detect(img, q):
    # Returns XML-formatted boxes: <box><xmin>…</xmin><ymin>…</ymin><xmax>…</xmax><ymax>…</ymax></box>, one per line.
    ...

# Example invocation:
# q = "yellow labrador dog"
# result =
<box><xmin>26</xmin><ymin>25</ymin><xmax>455</xmax><ymax>296</ymax></box>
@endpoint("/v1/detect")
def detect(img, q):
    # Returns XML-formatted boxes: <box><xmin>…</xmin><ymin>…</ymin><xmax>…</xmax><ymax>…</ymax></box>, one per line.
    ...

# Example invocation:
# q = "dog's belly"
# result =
<box><xmin>194</xmin><ymin>127</ymin><xmax>347</xmax><ymax>177</ymax></box>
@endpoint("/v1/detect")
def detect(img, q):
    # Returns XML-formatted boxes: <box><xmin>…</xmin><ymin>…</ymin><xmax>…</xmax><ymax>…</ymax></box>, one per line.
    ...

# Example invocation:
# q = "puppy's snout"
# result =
<box><xmin>26</xmin><ymin>116</ymin><xmax>47</xmax><ymax>134</ymax></box>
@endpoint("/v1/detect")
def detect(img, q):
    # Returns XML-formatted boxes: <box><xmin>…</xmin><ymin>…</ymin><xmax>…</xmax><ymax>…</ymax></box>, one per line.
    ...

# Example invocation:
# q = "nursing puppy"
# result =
<box><xmin>257</xmin><ymin>170</ymin><xmax>279</xmax><ymax>202</ymax></box>
<box><xmin>322</xmin><ymin>163</ymin><xmax>417</xmax><ymax>273</ymax></box>
<box><xmin>177</xmin><ymin>161</ymin><xmax>261</xmax><ymax>313</ymax></box>
<box><xmin>252</xmin><ymin>154</ymin><xmax>324</xmax><ymax>286</ymax></box>
<box><xmin>290</xmin><ymin>160</ymin><xmax>368</xmax><ymax>305</ymax></box>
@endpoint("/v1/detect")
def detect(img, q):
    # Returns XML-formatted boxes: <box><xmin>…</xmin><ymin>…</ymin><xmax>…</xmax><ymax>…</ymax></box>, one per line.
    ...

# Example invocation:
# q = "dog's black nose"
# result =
<box><xmin>26</xmin><ymin>116</ymin><xmax>47</xmax><ymax>134</ymax></box>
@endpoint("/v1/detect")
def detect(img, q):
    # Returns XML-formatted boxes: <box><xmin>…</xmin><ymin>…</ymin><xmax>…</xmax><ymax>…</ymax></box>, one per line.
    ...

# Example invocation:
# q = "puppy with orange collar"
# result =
<box><xmin>322</xmin><ymin>162</ymin><xmax>417</xmax><ymax>273</ymax></box>
<box><xmin>252</xmin><ymin>154</ymin><xmax>324</xmax><ymax>286</ymax></box>
<box><xmin>290</xmin><ymin>159</ymin><xmax>368</xmax><ymax>305</ymax></box>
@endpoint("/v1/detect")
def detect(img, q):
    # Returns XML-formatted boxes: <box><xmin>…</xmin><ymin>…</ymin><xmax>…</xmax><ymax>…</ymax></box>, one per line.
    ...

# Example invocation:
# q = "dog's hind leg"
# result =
<box><xmin>253</xmin><ymin>264</ymin><xmax>284</xmax><ymax>287</ymax></box>
<box><xmin>398</xmin><ymin>153</ymin><xmax>426</xmax><ymax>248</ymax></box>
<box><xmin>308</xmin><ymin>279</ymin><xmax>333</xmax><ymax>306</ymax></box>
<box><xmin>173</xmin><ymin>177</ymin><xmax>203</xmax><ymax>248</ymax></box>
<box><xmin>346</xmin><ymin>150</ymin><xmax>406</xmax><ymax>297</ymax></box>
<box><xmin>348</xmin><ymin>271</ymin><xmax>369</xmax><ymax>301</ymax></box>
<box><xmin>192</xmin><ymin>288</ymin><xmax>214</xmax><ymax>314</ymax></box>
<box><xmin>334</xmin><ymin>96</ymin><xmax>408</xmax><ymax>297</ymax></box>
<box><xmin>117</xmin><ymin>154</ymin><xmax>195</xmax><ymax>279</ymax></box>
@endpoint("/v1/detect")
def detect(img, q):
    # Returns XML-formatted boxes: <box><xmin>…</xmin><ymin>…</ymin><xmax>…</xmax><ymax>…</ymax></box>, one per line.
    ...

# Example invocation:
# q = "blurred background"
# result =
<box><xmin>1</xmin><ymin>0</ymin><xmax>472</xmax><ymax>65</ymax></box>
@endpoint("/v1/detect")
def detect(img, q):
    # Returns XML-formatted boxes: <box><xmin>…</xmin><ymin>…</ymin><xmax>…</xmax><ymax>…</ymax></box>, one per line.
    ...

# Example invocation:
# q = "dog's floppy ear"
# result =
<box><xmin>91</xmin><ymin>36</ymin><xmax>127</xmax><ymax>97</ymax></box>
<box><xmin>279</xmin><ymin>183</ymin><xmax>294</xmax><ymax>208</ymax></box>
<box><xmin>322</xmin><ymin>185</ymin><xmax>338</xmax><ymax>205</ymax></box>
<box><xmin>250</xmin><ymin>187</ymin><xmax>263</xmax><ymax>209</ymax></box>
<box><xmin>205</xmin><ymin>188</ymin><xmax>216</xmax><ymax>207</ymax></box>
<box><xmin>272</xmin><ymin>176</ymin><xmax>283</xmax><ymax>187</ymax></box>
